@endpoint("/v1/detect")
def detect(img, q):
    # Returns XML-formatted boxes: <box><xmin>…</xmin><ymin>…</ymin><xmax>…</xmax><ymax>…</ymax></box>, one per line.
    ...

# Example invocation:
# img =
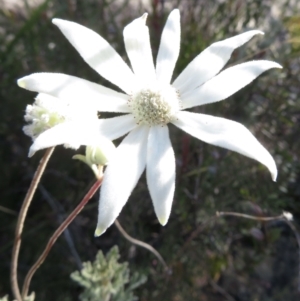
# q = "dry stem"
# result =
<box><xmin>114</xmin><ymin>219</ymin><xmax>169</xmax><ymax>272</ymax></box>
<box><xmin>11</xmin><ymin>147</ymin><xmax>54</xmax><ymax>301</ymax></box>
<box><xmin>21</xmin><ymin>176</ymin><xmax>103</xmax><ymax>298</ymax></box>
<box><xmin>216</xmin><ymin>211</ymin><xmax>291</xmax><ymax>222</ymax></box>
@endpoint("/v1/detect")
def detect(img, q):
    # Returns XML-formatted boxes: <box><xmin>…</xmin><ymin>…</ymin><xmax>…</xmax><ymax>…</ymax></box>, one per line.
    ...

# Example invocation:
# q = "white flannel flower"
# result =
<box><xmin>23</xmin><ymin>93</ymin><xmax>99</xmax><ymax>155</ymax></box>
<box><xmin>17</xmin><ymin>9</ymin><xmax>281</xmax><ymax>236</ymax></box>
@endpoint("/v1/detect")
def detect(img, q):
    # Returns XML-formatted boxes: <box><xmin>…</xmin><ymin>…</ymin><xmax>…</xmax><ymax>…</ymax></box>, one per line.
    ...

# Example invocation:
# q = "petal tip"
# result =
<box><xmin>52</xmin><ymin>18</ymin><xmax>61</xmax><ymax>26</ymax></box>
<box><xmin>157</xmin><ymin>215</ymin><xmax>169</xmax><ymax>226</ymax></box>
<box><xmin>17</xmin><ymin>78</ymin><xmax>26</xmax><ymax>88</ymax></box>
<box><xmin>272</xmin><ymin>62</ymin><xmax>283</xmax><ymax>69</ymax></box>
<box><xmin>52</xmin><ymin>18</ymin><xmax>67</xmax><ymax>28</ymax></box>
<box><xmin>141</xmin><ymin>13</ymin><xmax>148</xmax><ymax>22</ymax></box>
<box><xmin>28</xmin><ymin>147</ymin><xmax>35</xmax><ymax>157</ymax></box>
<box><xmin>94</xmin><ymin>226</ymin><xmax>106</xmax><ymax>237</ymax></box>
<box><xmin>271</xmin><ymin>170</ymin><xmax>277</xmax><ymax>182</ymax></box>
<box><xmin>171</xmin><ymin>8</ymin><xmax>180</xmax><ymax>16</ymax></box>
<box><xmin>268</xmin><ymin>160</ymin><xmax>277</xmax><ymax>181</ymax></box>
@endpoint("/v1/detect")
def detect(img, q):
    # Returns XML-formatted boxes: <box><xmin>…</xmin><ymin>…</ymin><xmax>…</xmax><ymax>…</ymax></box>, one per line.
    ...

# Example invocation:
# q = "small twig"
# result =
<box><xmin>0</xmin><ymin>205</ymin><xmax>17</xmax><ymax>215</ymax></box>
<box><xmin>216</xmin><ymin>211</ymin><xmax>292</xmax><ymax>222</ymax></box>
<box><xmin>217</xmin><ymin>210</ymin><xmax>300</xmax><ymax>290</ymax></box>
<box><xmin>11</xmin><ymin>147</ymin><xmax>54</xmax><ymax>301</ymax></box>
<box><xmin>114</xmin><ymin>219</ymin><xmax>169</xmax><ymax>272</ymax></box>
<box><xmin>21</xmin><ymin>175</ymin><xmax>103</xmax><ymax>299</ymax></box>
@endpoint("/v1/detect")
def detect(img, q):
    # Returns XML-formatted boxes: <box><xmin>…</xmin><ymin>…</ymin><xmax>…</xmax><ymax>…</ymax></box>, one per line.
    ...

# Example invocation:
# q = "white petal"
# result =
<box><xmin>18</xmin><ymin>73</ymin><xmax>130</xmax><ymax>113</ymax></box>
<box><xmin>181</xmin><ymin>60</ymin><xmax>282</xmax><ymax>109</ymax></box>
<box><xmin>172</xmin><ymin>111</ymin><xmax>277</xmax><ymax>181</ymax></box>
<box><xmin>123</xmin><ymin>13</ymin><xmax>156</xmax><ymax>85</ymax></box>
<box><xmin>29</xmin><ymin>115</ymin><xmax>136</xmax><ymax>156</ymax></box>
<box><xmin>146</xmin><ymin>126</ymin><xmax>175</xmax><ymax>225</ymax></box>
<box><xmin>52</xmin><ymin>19</ymin><xmax>136</xmax><ymax>94</ymax></box>
<box><xmin>97</xmin><ymin>115</ymin><xmax>138</xmax><ymax>140</ymax></box>
<box><xmin>173</xmin><ymin>30</ymin><xmax>264</xmax><ymax>93</ymax></box>
<box><xmin>29</xmin><ymin>120</ymin><xmax>101</xmax><ymax>157</ymax></box>
<box><xmin>95</xmin><ymin>126</ymin><xmax>149</xmax><ymax>236</ymax></box>
<box><xmin>156</xmin><ymin>9</ymin><xmax>180</xmax><ymax>84</ymax></box>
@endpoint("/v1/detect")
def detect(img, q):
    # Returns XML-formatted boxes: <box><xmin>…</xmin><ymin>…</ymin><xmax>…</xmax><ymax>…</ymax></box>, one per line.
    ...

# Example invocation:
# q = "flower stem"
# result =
<box><xmin>216</xmin><ymin>211</ymin><xmax>288</xmax><ymax>221</ymax></box>
<box><xmin>21</xmin><ymin>176</ymin><xmax>103</xmax><ymax>299</ymax></box>
<box><xmin>11</xmin><ymin>147</ymin><xmax>55</xmax><ymax>301</ymax></box>
<box><xmin>114</xmin><ymin>219</ymin><xmax>169</xmax><ymax>272</ymax></box>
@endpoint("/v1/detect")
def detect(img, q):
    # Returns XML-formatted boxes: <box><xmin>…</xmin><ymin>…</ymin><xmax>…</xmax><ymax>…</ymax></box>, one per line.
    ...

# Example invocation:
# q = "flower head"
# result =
<box><xmin>18</xmin><ymin>9</ymin><xmax>281</xmax><ymax>236</ymax></box>
<box><xmin>23</xmin><ymin>93</ymin><xmax>99</xmax><ymax>156</ymax></box>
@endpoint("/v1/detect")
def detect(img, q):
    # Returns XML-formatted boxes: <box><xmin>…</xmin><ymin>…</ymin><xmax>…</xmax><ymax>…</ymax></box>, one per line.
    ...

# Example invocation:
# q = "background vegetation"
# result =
<box><xmin>0</xmin><ymin>0</ymin><xmax>300</xmax><ymax>300</ymax></box>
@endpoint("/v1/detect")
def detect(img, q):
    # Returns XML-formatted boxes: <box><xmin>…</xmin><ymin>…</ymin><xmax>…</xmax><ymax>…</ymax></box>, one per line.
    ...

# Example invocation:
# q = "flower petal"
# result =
<box><xmin>172</xmin><ymin>111</ymin><xmax>277</xmax><ymax>181</ymax></box>
<box><xmin>97</xmin><ymin>115</ymin><xmax>138</xmax><ymax>140</ymax></box>
<box><xmin>52</xmin><ymin>19</ymin><xmax>136</xmax><ymax>94</ymax></box>
<box><xmin>18</xmin><ymin>73</ymin><xmax>130</xmax><ymax>113</ymax></box>
<box><xmin>156</xmin><ymin>9</ymin><xmax>180</xmax><ymax>84</ymax></box>
<box><xmin>181</xmin><ymin>60</ymin><xmax>282</xmax><ymax>109</ymax></box>
<box><xmin>123</xmin><ymin>13</ymin><xmax>156</xmax><ymax>86</ymax></box>
<box><xmin>146</xmin><ymin>126</ymin><xmax>175</xmax><ymax>225</ymax></box>
<box><xmin>173</xmin><ymin>30</ymin><xmax>264</xmax><ymax>94</ymax></box>
<box><xmin>95</xmin><ymin>126</ymin><xmax>149</xmax><ymax>236</ymax></box>
<box><xmin>28</xmin><ymin>121</ymin><xmax>100</xmax><ymax>157</ymax></box>
<box><xmin>29</xmin><ymin>115</ymin><xmax>136</xmax><ymax>156</ymax></box>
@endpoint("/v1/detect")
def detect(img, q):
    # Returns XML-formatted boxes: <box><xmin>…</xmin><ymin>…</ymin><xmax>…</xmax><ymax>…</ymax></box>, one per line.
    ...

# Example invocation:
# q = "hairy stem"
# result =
<box><xmin>11</xmin><ymin>147</ymin><xmax>54</xmax><ymax>301</ymax></box>
<box><xmin>21</xmin><ymin>175</ymin><xmax>103</xmax><ymax>299</ymax></box>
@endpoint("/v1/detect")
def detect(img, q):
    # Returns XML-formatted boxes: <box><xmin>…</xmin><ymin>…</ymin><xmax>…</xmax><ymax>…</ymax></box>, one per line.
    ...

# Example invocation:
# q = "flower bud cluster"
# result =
<box><xmin>23</xmin><ymin>93</ymin><xmax>98</xmax><ymax>149</ymax></box>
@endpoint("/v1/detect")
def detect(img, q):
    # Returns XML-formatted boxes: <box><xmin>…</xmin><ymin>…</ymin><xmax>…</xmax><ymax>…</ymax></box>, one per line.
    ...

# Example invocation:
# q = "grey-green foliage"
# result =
<box><xmin>71</xmin><ymin>246</ymin><xmax>147</xmax><ymax>301</ymax></box>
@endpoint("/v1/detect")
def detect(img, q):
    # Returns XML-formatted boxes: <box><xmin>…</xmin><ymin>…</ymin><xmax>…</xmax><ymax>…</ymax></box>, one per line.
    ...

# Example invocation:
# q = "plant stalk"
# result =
<box><xmin>11</xmin><ymin>147</ymin><xmax>54</xmax><ymax>301</ymax></box>
<box><xmin>21</xmin><ymin>176</ymin><xmax>103</xmax><ymax>298</ymax></box>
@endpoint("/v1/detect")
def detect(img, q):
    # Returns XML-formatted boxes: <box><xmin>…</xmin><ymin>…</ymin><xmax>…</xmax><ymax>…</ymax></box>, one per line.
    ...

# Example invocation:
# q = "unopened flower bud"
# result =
<box><xmin>23</xmin><ymin>93</ymin><xmax>98</xmax><ymax>150</ymax></box>
<box><xmin>73</xmin><ymin>139</ymin><xmax>116</xmax><ymax>179</ymax></box>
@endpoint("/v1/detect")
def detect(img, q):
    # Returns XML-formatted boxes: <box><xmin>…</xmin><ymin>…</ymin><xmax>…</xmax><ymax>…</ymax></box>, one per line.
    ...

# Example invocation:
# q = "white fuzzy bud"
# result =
<box><xmin>23</xmin><ymin>93</ymin><xmax>98</xmax><ymax>150</ymax></box>
<box><xmin>73</xmin><ymin>140</ymin><xmax>116</xmax><ymax>179</ymax></box>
